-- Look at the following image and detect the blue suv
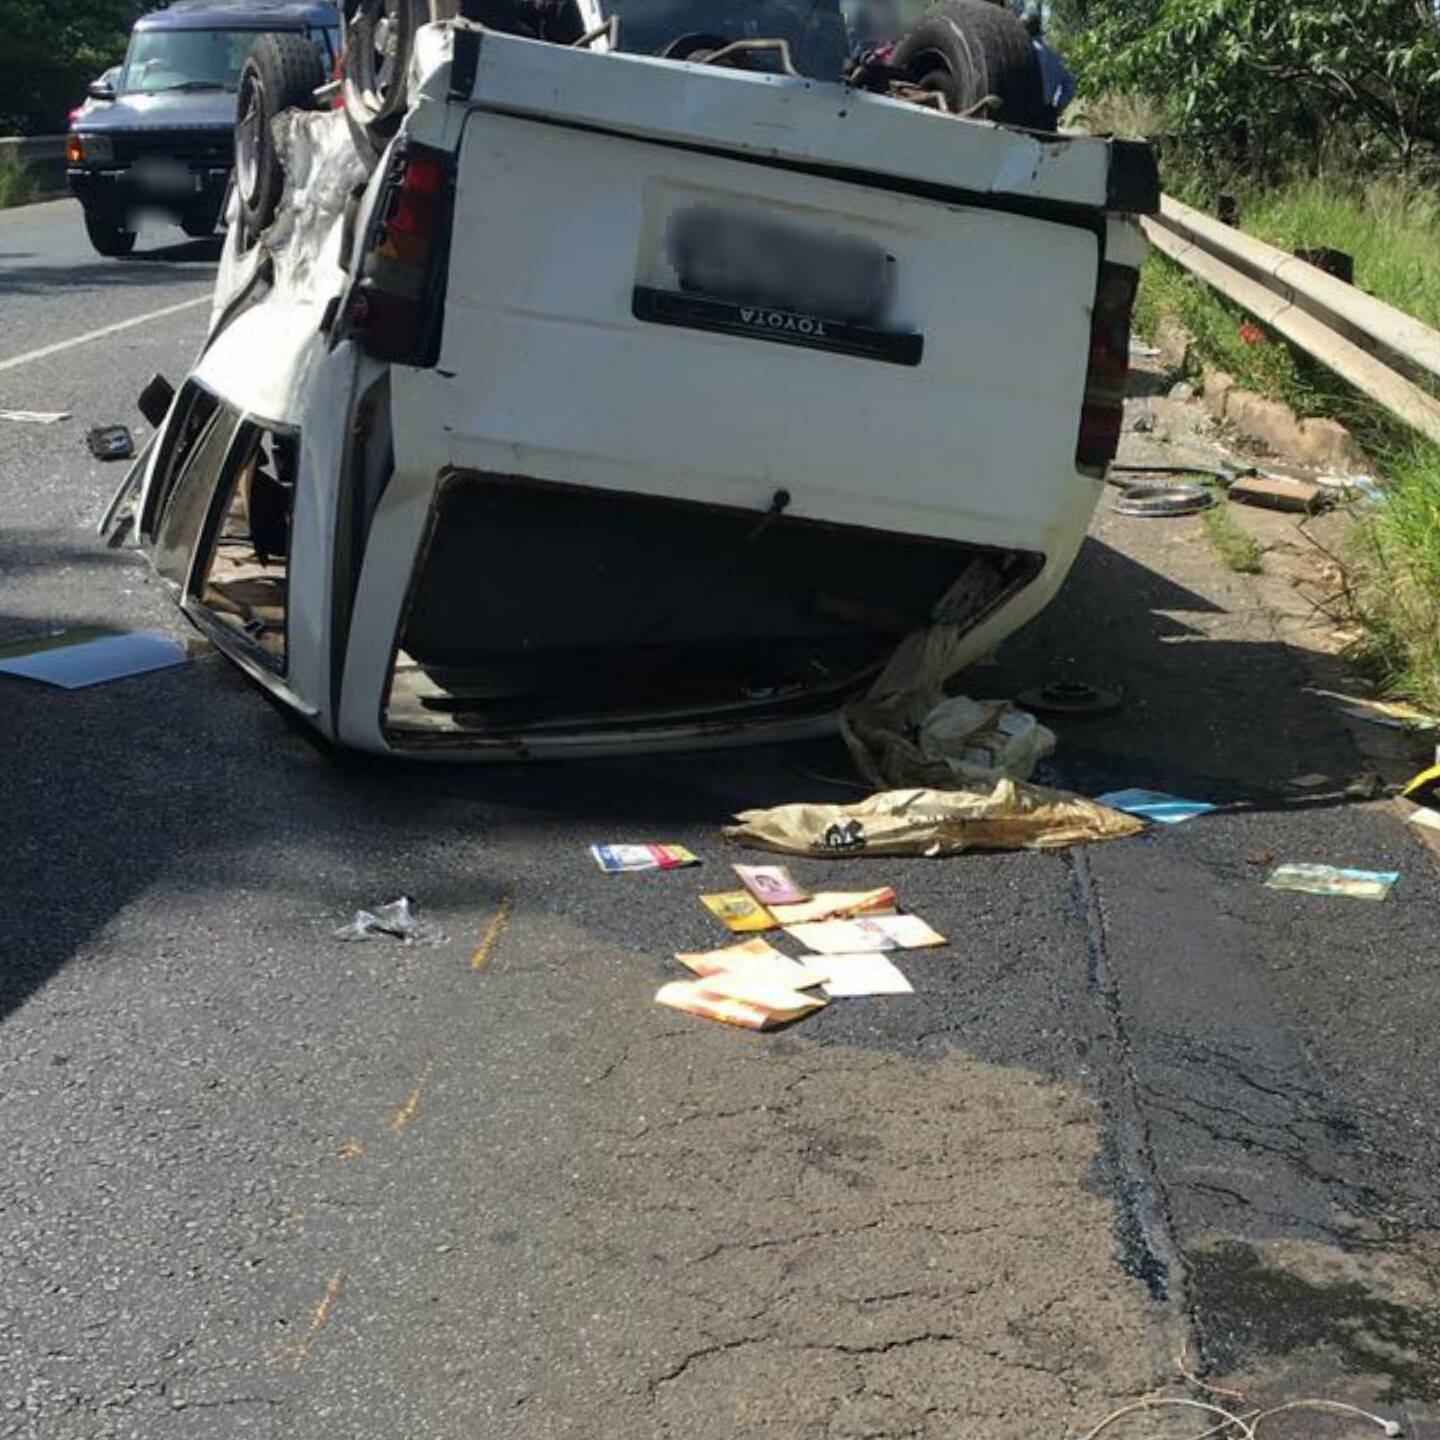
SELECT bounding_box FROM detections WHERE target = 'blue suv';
[66,0,340,257]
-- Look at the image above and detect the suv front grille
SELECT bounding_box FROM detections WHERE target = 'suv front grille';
[109,128,233,167]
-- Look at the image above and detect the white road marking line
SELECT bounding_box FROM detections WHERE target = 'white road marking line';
[0,295,209,375]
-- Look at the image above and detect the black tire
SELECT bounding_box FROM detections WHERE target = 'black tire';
[235,32,326,236]
[83,206,136,258]
[342,0,425,164]
[891,0,1046,130]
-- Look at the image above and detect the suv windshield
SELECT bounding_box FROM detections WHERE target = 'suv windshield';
[604,0,853,79]
[120,27,330,94]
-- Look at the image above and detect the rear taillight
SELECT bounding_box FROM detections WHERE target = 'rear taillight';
[65,133,83,165]
[342,141,455,367]
[1075,262,1138,476]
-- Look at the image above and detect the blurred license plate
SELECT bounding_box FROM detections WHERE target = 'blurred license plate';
[642,204,921,366]
[134,158,198,195]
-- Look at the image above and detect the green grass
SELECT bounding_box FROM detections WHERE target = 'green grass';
[0,155,35,209]
[1202,498,1265,574]
[1133,173,1440,708]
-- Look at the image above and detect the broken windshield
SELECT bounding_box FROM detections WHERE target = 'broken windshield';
[603,0,853,79]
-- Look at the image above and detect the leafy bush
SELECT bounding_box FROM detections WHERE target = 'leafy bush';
[0,155,35,208]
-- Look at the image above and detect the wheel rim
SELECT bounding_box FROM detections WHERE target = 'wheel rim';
[349,0,407,116]
[235,72,262,205]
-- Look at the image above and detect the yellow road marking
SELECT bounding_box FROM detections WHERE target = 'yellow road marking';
[469,895,513,971]
[293,1270,345,1368]
[389,1060,434,1133]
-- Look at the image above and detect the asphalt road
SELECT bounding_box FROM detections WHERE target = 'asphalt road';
[3,197,1440,1440]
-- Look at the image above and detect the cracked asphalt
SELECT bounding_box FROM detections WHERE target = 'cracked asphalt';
[4,198,1440,1440]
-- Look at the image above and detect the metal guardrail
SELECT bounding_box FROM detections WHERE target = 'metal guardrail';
[0,135,66,165]
[1143,195,1440,448]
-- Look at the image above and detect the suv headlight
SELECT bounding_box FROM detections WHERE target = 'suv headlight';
[67,133,113,165]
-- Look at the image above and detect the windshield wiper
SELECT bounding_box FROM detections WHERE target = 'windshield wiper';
[154,80,231,92]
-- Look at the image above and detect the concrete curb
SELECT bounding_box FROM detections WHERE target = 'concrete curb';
[1203,367,1367,471]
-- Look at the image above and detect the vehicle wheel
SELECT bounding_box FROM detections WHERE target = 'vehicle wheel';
[890,0,1046,129]
[83,207,137,258]
[235,32,326,237]
[342,0,425,163]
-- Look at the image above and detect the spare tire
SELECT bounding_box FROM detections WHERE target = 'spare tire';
[235,33,326,237]
[890,0,1046,130]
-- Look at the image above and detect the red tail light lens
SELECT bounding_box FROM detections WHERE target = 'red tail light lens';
[343,142,455,367]
[1075,262,1138,476]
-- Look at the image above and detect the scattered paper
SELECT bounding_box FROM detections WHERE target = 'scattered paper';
[733,863,810,905]
[590,844,699,873]
[700,890,776,933]
[0,409,71,424]
[783,914,946,954]
[0,628,188,690]
[1094,788,1217,825]
[674,938,825,988]
[768,888,898,925]
[1265,863,1398,901]
[655,977,825,1030]
[811,953,914,998]
[1406,806,1440,833]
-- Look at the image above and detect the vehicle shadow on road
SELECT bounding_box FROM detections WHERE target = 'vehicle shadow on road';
[0,242,221,297]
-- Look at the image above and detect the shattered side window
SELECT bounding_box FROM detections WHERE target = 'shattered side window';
[193,424,296,672]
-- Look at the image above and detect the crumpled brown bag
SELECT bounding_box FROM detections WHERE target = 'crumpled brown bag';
[724,781,1145,858]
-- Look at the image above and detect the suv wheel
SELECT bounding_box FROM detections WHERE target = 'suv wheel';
[83,206,137,258]
[341,0,425,163]
[235,32,326,237]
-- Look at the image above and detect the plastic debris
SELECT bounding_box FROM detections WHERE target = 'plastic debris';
[811,953,914,998]
[1402,763,1440,805]
[700,890,776,932]
[1265,864,1398,901]
[590,843,700,873]
[1312,691,1440,732]
[674,938,826,988]
[732,863,808,905]
[845,690,1055,791]
[333,896,436,942]
[87,424,134,460]
[783,914,946,954]
[0,628,188,690]
[1112,481,1215,516]
[767,888,897,925]
[725,781,1145,857]
[0,409,71,424]
[1406,806,1440,834]
[1094,788,1217,825]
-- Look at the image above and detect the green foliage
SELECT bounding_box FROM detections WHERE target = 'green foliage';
[1203,498,1265,573]
[1064,0,1440,176]
[0,0,146,136]
[0,155,36,207]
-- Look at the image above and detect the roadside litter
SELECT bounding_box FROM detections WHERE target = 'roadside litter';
[1017,681,1122,716]
[726,781,1144,858]
[655,974,826,1030]
[1401,762,1440,807]
[1406,805,1440,833]
[674,938,825,988]
[0,409,71,424]
[1265,863,1398,901]
[334,896,437,942]
[733,863,807,905]
[590,844,699,873]
[1312,690,1440,733]
[1095,788,1217,824]
[700,890,777,932]
[767,888,897,924]
[814,953,914,997]
[1227,474,1321,513]
[86,424,134,460]
[1112,481,1216,517]
[0,628,188,690]
[783,914,946,953]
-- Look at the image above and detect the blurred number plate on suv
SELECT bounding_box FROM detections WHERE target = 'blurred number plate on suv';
[634,204,922,366]
[134,158,199,196]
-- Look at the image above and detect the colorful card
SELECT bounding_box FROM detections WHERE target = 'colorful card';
[784,914,946,954]
[654,978,825,1030]
[674,938,825,988]
[767,888,897,925]
[590,843,700,873]
[700,890,777,933]
[1265,863,1398,901]
[733,864,810,905]
[1095,789,1216,825]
